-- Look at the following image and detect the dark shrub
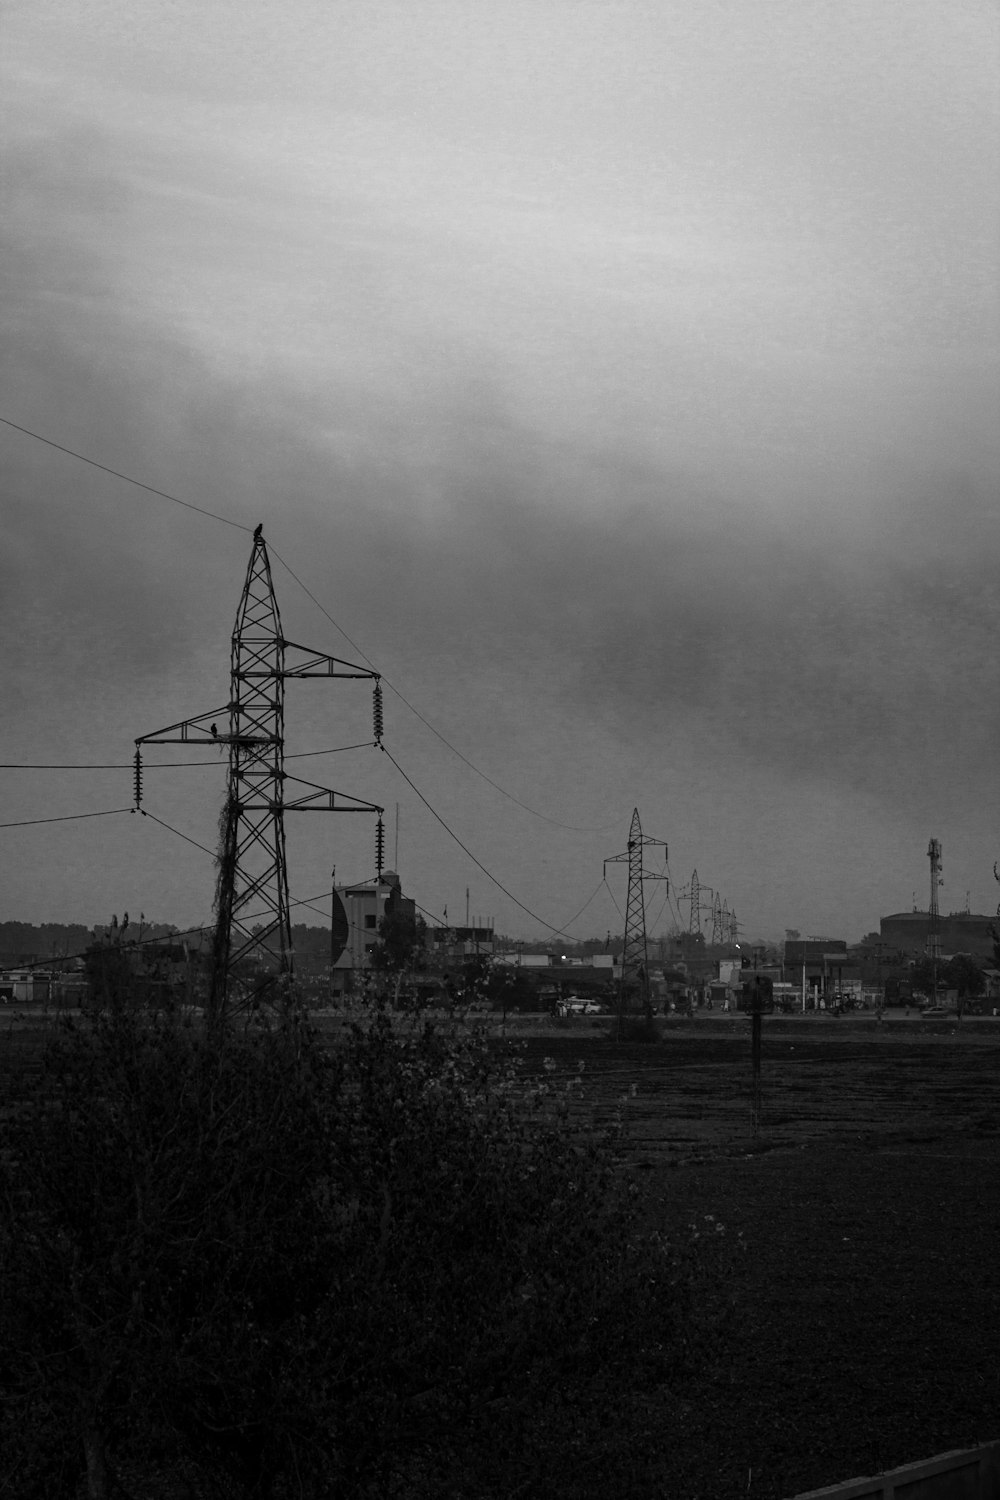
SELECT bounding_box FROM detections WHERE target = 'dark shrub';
[0,1000,734,1497]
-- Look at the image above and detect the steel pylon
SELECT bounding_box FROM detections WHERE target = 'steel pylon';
[604,808,668,1029]
[135,527,384,1022]
[688,869,701,934]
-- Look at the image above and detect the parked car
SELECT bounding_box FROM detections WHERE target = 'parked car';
[558,996,604,1015]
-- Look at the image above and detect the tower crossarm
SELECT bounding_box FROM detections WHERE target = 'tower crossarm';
[278,642,380,680]
[281,775,383,815]
[135,708,240,746]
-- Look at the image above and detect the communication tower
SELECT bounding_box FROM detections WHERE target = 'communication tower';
[604,808,668,1027]
[134,527,383,1022]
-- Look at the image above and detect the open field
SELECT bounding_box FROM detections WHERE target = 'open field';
[509,1019,1000,1161]
[508,1024,1000,1498]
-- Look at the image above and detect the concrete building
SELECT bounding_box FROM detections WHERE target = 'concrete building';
[330,871,416,995]
[429,925,496,962]
[0,969,54,1003]
[329,873,496,999]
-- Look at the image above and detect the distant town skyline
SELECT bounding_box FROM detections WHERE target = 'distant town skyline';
[2,2,998,943]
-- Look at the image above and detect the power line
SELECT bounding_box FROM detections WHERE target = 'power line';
[380,746,589,942]
[3,414,611,835]
[0,763,159,771]
[0,807,134,829]
[270,545,615,834]
[556,878,608,935]
[0,743,377,770]
[287,741,377,760]
[0,415,252,534]
[603,878,624,923]
[137,809,217,860]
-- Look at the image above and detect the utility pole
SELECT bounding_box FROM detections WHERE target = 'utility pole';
[604,808,668,1036]
[134,527,384,1025]
[750,947,763,1139]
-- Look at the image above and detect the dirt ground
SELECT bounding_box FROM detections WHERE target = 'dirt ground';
[515,1022,1000,1498]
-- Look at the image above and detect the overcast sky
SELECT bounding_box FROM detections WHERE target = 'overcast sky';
[2,0,998,945]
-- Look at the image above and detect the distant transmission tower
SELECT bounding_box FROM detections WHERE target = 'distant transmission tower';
[710,892,724,945]
[927,837,943,1004]
[927,838,942,953]
[604,808,668,1029]
[688,869,701,934]
[135,527,383,1022]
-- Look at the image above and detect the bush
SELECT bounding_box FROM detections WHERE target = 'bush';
[0,1000,734,1498]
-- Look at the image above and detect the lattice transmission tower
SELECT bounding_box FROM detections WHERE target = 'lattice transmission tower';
[135,527,383,1021]
[604,808,668,1028]
[688,869,701,935]
[927,838,942,958]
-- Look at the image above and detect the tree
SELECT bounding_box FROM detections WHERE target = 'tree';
[369,907,427,974]
[0,1004,332,1498]
[908,955,941,999]
[944,953,985,1008]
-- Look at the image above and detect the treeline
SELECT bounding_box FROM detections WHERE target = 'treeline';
[0,921,340,968]
[0,921,178,964]
[0,922,103,962]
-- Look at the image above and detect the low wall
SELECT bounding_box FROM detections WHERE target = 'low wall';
[790,1441,1000,1500]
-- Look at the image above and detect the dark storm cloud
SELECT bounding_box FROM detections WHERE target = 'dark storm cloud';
[2,0,997,933]
[309,417,998,824]
[4,258,995,819]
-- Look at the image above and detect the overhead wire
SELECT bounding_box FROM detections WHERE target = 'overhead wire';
[136,812,344,926]
[2,414,612,835]
[2,415,618,931]
[0,807,135,829]
[665,870,688,936]
[269,543,617,834]
[380,746,590,942]
[0,743,377,770]
[603,877,624,923]
[0,416,253,534]
[136,809,217,860]
[554,877,608,937]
